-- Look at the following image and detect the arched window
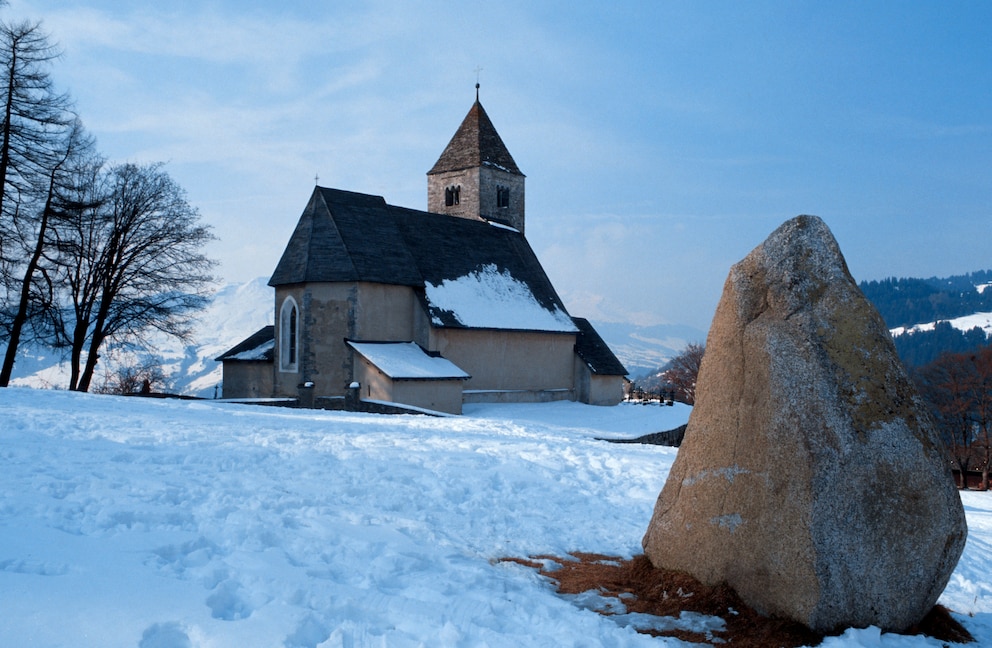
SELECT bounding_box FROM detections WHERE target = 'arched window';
[279,297,299,372]
[445,185,460,206]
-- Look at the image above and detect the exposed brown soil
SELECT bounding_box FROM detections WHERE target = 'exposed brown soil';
[501,553,974,647]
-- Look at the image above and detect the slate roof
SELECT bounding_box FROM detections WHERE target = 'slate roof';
[270,186,572,333]
[427,100,523,176]
[572,317,628,376]
[215,325,275,362]
[268,189,421,287]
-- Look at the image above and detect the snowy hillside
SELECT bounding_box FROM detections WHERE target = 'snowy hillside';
[8,277,274,397]
[891,311,992,338]
[1,390,989,647]
[6,277,690,394]
[580,320,706,379]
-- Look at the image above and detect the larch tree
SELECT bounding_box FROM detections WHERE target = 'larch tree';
[0,118,94,385]
[0,19,73,381]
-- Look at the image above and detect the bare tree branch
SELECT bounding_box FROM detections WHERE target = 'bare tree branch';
[661,342,704,406]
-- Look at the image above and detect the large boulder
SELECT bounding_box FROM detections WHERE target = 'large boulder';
[642,215,967,633]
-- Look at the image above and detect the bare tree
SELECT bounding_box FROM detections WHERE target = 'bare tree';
[93,352,167,396]
[0,118,93,385]
[663,342,705,406]
[0,20,71,288]
[51,162,215,392]
[915,350,987,489]
[968,348,992,489]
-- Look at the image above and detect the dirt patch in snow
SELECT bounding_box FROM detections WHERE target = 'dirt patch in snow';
[502,553,973,647]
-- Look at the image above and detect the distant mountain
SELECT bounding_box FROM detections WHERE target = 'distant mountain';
[8,277,696,395]
[586,321,706,380]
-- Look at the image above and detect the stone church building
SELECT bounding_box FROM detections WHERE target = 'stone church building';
[217,92,627,414]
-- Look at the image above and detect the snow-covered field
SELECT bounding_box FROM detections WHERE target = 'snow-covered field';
[1,389,990,647]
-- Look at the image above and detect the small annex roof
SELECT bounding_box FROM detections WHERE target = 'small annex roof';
[270,187,575,333]
[427,99,523,176]
[347,341,470,380]
[215,325,275,362]
[572,317,628,376]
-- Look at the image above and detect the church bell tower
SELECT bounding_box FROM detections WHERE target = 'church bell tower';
[427,85,526,233]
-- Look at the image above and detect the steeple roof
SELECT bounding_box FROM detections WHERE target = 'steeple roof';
[428,99,523,176]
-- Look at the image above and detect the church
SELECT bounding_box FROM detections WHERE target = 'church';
[217,90,627,414]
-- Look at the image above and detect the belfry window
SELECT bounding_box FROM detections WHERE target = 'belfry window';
[279,296,299,372]
[445,185,460,206]
[496,186,510,208]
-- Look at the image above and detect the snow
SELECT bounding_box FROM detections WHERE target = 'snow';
[487,221,519,232]
[1,390,990,647]
[229,338,275,361]
[425,263,578,332]
[891,311,992,338]
[346,341,470,379]
[481,160,514,173]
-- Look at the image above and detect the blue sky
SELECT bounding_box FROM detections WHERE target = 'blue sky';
[5,1,991,331]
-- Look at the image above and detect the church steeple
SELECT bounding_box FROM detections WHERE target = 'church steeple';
[427,88,526,233]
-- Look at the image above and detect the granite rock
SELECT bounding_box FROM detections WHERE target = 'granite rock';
[642,215,967,633]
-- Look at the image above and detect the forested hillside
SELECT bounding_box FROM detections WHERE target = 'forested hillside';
[860,270,992,366]
[860,270,992,329]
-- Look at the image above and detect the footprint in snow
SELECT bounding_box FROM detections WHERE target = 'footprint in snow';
[206,578,270,621]
[0,558,69,576]
[138,622,192,648]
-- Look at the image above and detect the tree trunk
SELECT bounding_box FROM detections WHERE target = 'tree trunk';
[67,318,88,391]
[0,39,17,216]
[75,321,106,392]
[0,170,57,386]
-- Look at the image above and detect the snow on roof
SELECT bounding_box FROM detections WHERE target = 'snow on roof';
[347,341,470,380]
[425,264,577,333]
[487,221,519,232]
[229,339,274,361]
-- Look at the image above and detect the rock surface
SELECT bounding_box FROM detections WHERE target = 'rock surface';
[642,215,967,633]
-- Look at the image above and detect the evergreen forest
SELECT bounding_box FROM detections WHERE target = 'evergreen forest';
[861,270,992,367]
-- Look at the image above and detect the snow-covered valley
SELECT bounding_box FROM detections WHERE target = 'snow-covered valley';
[1,389,990,647]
